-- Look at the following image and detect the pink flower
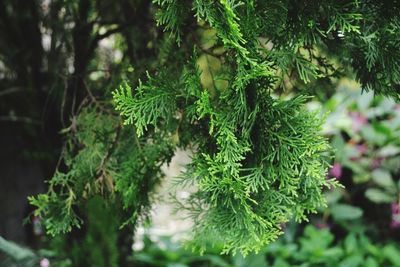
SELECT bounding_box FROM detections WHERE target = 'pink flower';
[349,112,368,132]
[390,203,400,229]
[390,219,400,229]
[315,222,329,229]
[356,143,368,155]
[329,162,342,179]
[40,258,50,267]
[371,158,382,169]
[392,203,400,215]
[350,144,368,161]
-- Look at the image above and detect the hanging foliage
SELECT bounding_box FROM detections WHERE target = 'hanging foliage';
[31,0,400,255]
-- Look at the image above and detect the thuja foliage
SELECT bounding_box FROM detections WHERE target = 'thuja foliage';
[29,106,175,234]
[31,0,400,256]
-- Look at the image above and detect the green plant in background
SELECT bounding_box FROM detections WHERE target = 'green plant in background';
[0,236,38,267]
[27,0,400,258]
[54,196,121,267]
[128,224,400,267]
[0,235,71,267]
[320,85,400,229]
[3,224,399,267]
[260,225,400,267]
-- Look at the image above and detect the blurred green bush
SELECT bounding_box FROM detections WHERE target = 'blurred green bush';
[321,85,400,235]
[128,224,400,267]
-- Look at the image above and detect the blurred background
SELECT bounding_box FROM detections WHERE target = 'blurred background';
[1,0,400,266]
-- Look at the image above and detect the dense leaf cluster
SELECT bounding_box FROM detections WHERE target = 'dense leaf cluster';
[30,106,175,235]
[32,0,400,255]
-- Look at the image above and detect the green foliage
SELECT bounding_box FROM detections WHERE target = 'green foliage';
[29,106,175,234]
[113,77,178,136]
[113,63,340,254]
[29,0,400,257]
[318,85,400,235]
[3,223,399,267]
[110,0,400,254]
[323,86,400,205]
[0,236,36,266]
[263,225,400,267]
[178,95,338,255]
[64,197,120,267]
[0,236,72,267]
[130,225,400,267]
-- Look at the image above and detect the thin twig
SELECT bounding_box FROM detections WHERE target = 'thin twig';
[0,115,42,125]
[83,80,113,114]
[0,87,23,97]
[97,124,122,176]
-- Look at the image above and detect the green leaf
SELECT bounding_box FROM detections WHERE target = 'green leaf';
[235,253,268,267]
[330,204,363,221]
[325,189,344,205]
[357,92,374,111]
[371,169,395,188]
[365,257,379,267]
[0,236,36,261]
[365,188,393,203]
[339,255,364,267]
[360,125,387,146]
[383,245,400,267]
[344,234,357,254]
[332,135,346,161]
[378,145,400,157]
